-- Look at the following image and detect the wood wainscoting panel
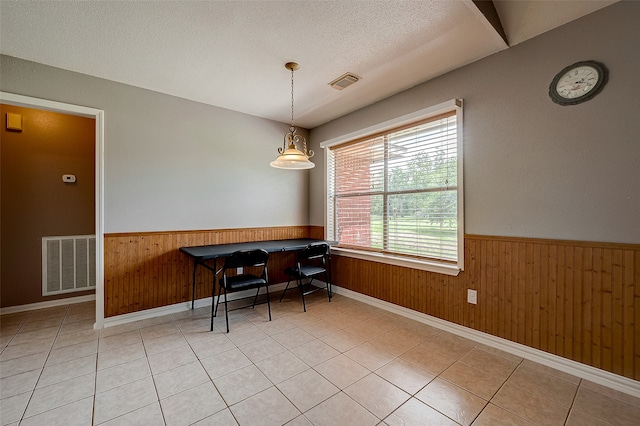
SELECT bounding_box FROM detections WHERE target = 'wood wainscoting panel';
[309,225,325,240]
[331,235,639,381]
[104,226,309,317]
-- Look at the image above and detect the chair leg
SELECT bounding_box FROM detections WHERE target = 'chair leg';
[325,271,332,301]
[306,278,316,292]
[214,284,222,317]
[298,278,307,312]
[327,257,333,301]
[214,276,218,331]
[279,278,292,302]
[265,284,272,321]
[213,285,223,331]
[251,287,260,308]
[223,289,230,333]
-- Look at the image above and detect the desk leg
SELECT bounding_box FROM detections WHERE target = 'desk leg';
[191,261,198,310]
[210,258,217,332]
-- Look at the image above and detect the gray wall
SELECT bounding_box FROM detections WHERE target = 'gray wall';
[1,56,310,234]
[310,1,639,245]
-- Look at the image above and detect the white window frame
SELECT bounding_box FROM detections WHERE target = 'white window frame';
[321,99,463,276]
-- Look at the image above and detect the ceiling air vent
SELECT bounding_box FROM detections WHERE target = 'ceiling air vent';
[328,72,361,90]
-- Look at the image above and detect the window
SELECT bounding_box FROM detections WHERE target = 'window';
[323,100,463,275]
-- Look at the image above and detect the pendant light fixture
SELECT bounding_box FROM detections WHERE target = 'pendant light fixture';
[270,62,315,170]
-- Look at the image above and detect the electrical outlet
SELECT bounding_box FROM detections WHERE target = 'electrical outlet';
[236,267,243,274]
[467,289,477,304]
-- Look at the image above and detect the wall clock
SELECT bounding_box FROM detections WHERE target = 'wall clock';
[549,60,608,106]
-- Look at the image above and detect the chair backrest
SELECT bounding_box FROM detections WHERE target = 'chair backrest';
[224,249,269,270]
[299,243,329,263]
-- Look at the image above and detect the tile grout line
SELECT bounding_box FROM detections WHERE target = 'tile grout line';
[18,305,70,424]
[4,296,638,426]
[563,378,583,426]
[184,315,237,425]
[0,311,35,424]
[144,330,168,426]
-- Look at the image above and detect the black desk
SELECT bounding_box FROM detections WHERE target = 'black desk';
[180,238,330,309]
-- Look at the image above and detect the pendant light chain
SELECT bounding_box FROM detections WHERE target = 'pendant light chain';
[290,66,295,131]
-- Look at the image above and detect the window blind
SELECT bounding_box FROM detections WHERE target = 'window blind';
[327,110,459,262]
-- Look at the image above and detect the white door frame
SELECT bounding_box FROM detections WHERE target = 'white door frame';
[1,92,105,329]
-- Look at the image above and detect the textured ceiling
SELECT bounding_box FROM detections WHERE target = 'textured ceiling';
[0,1,617,128]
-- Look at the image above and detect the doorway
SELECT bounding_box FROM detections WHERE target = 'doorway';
[0,92,105,328]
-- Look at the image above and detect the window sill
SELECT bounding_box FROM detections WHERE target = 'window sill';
[330,247,461,276]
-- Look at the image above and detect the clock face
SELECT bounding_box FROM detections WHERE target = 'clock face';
[555,66,599,99]
[549,61,608,106]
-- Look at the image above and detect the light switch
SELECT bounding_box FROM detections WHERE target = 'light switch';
[6,113,22,131]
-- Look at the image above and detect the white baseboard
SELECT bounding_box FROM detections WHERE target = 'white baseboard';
[0,294,96,316]
[331,285,640,398]
[103,282,290,328]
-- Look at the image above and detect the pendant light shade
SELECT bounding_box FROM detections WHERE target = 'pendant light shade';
[271,62,315,170]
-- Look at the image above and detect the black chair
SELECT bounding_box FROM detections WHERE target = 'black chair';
[280,243,332,312]
[212,249,271,332]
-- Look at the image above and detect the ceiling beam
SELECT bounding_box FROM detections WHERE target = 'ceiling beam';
[472,0,509,46]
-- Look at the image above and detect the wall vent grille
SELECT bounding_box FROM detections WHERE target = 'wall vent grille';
[42,235,96,296]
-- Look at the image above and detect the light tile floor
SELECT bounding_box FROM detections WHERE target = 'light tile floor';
[1,292,639,425]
